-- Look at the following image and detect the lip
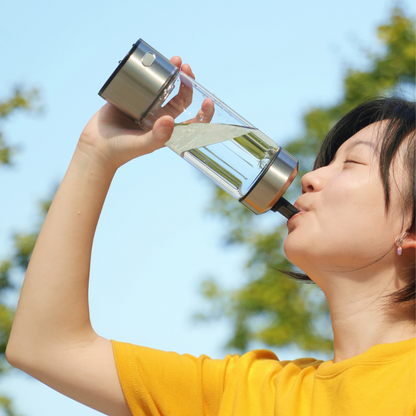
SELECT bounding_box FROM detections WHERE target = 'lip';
[294,201,308,213]
[287,203,308,225]
[287,210,304,224]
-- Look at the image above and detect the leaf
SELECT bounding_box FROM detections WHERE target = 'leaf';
[0,87,41,167]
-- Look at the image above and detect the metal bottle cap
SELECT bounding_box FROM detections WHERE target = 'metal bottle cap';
[99,39,179,123]
[240,148,299,215]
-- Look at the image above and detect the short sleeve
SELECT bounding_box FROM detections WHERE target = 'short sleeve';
[111,340,241,416]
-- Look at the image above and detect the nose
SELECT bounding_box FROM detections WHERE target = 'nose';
[301,168,327,194]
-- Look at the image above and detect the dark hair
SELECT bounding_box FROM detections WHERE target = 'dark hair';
[286,97,416,307]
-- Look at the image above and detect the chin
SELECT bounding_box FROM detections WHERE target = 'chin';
[283,235,323,276]
[283,231,307,256]
[283,236,305,268]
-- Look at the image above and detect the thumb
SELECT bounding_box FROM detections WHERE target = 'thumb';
[148,116,175,151]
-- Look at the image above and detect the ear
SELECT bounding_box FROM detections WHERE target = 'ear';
[401,231,416,251]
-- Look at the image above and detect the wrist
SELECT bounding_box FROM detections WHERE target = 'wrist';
[73,141,118,184]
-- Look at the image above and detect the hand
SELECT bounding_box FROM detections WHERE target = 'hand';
[79,57,198,170]
[145,70,215,126]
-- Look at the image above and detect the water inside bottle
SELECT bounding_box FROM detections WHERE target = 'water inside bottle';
[166,123,279,199]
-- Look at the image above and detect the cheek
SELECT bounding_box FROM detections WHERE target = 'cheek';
[322,182,389,248]
[321,172,383,226]
[284,172,393,267]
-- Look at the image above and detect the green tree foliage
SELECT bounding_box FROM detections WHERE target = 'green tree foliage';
[0,88,39,167]
[0,87,42,416]
[198,7,415,354]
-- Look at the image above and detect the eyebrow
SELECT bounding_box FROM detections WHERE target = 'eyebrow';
[344,140,378,153]
[330,140,379,164]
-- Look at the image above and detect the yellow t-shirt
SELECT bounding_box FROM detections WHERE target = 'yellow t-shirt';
[111,338,415,416]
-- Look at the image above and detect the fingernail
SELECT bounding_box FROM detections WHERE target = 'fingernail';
[161,119,173,128]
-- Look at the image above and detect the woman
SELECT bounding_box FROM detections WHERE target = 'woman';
[6,57,416,416]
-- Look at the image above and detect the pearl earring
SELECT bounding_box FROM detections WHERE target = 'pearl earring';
[397,238,403,256]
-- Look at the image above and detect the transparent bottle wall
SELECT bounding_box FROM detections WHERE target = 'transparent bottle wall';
[162,74,279,199]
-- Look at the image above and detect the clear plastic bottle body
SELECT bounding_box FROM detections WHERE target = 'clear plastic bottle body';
[147,72,280,199]
[98,39,299,217]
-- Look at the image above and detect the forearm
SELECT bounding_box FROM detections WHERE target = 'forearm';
[5,61,191,415]
[7,145,116,366]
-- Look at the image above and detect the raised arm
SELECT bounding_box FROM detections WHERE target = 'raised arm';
[6,58,193,416]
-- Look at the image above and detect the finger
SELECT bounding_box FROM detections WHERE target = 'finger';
[171,73,194,110]
[181,63,195,79]
[157,72,194,119]
[187,98,216,124]
[146,115,175,151]
[129,115,174,158]
[170,56,182,68]
[169,57,195,81]
[149,62,195,122]
[198,98,215,123]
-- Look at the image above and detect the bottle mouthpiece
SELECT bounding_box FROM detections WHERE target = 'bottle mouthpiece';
[271,197,299,219]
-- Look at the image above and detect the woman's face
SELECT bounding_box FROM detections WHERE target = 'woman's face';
[284,121,407,279]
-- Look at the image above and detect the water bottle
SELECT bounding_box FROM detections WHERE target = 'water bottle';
[99,39,299,218]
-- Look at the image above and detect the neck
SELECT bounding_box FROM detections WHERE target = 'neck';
[312,262,415,363]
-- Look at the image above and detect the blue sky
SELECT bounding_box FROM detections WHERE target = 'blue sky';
[1,1,414,415]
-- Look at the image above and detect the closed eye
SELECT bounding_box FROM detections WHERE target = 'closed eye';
[344,160,360,164]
